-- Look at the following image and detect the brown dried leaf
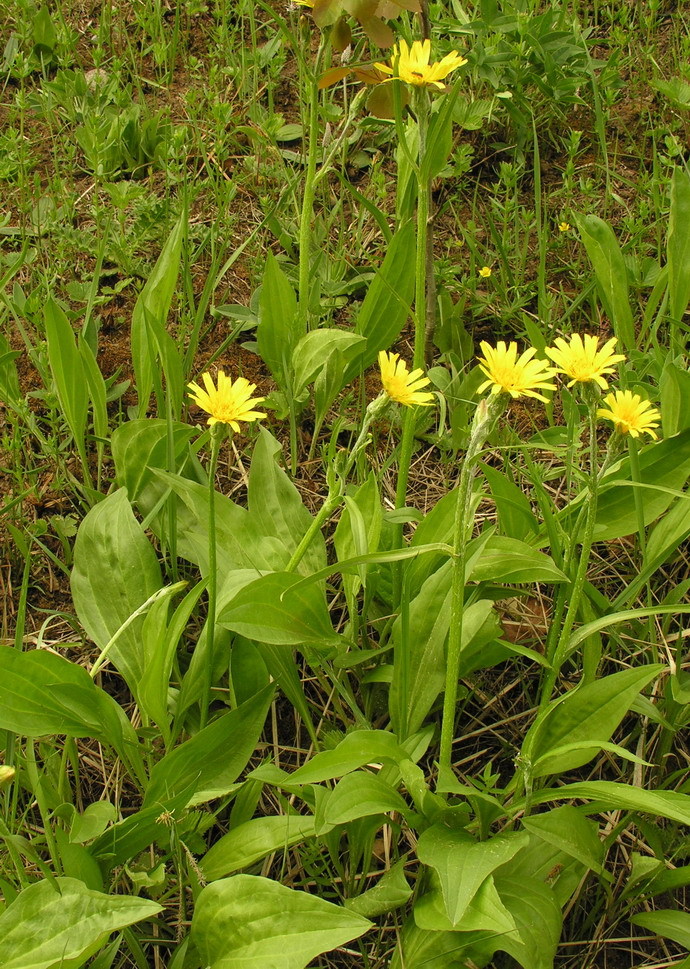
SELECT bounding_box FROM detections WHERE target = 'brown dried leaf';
[332,16,352,52]
[318,66,352,89]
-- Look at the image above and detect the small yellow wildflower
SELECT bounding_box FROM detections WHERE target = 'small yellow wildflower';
[546,333,626,390]
[187,371,266,431]
[479,266,492,278]
[558,221,571,232]
[597,390,660,439]
[477,341,557,403]
[378,350,434,407]
[374,39,467,91]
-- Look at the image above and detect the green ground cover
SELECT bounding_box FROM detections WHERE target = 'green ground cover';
[1,0,690,966]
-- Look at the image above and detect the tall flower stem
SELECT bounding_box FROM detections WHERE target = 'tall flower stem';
[200,425,224,729]
[286,396,387,574]
[298,41,324,333]
[438,395,504,791]
[539,401,600,712]
[393,89,431,599]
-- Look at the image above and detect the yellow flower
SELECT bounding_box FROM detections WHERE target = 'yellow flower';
[597,390,660,439]
[479,266,492,278]
[545,333,626,390]
[374,38,467,91]
[477,341,557,403]
[558,221,571,232]
[378,350,434,407]
[187,371,266,431]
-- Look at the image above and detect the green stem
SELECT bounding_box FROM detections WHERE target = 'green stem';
[298,43,323,332]
[539,403,600,711]
[286,399,384,573]
[392,89,430,600]
[200,426,224,728]
[438,395,504,791]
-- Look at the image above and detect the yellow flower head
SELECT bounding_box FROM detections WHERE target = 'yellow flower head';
[378,350,434,407]
[374,38,467,91]
[597,390,660,440]
[546,333,626,390]
[479,266,492,278]
[558,221,571,232]
[187,371,266,432]
[477,341,557,402]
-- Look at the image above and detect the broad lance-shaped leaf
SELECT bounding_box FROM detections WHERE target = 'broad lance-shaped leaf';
[0,877,161,969]
[530,781,690,826]
[71,488,162,693]
[191,875,371,969]
[251,729,413,787]
[44,298,88,448]
[548,427,690,543]
[524,665,663,778]
[202,814,317,882]
[218,571,340,647]
[417,826,528,927]
[0,645,137,764]
[576,213,635,352]
[131,215,183,416]
[342,221,416,385]
[144,685,274,807]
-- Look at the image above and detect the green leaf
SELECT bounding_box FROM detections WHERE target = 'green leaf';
[592,427,690,540]
[521,806,605,874]
[112,419,197,505]
[218,571,339,646]
[291,329,365,397]
[417,826,527,927]
[660,361,690,437]
[44,299,88,446]
[525,666,662,778]
[632,910,690,950]
[202,814,317,881]
[131,216,184,416]
[144,686,274,807]
[576,213,635,351]
[90,783,196,868]
[257,252,300,387]
[470,536,567,584]
[668,167,690,327]
[251,729,412,787]
[413,873,517,936]
[530,781,690,825]
[345,860,412,917]
[343,221,416,384]
[247,428,326,575]
[191,875,371,969]
[0,646,137,766]
[70,489,163,693]
[491,875,562,969]
[0,877,161,969]
[480,463,539,541]
[315,771,408,834]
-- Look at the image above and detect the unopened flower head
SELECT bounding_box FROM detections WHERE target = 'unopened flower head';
[374,39,467,91]
[187,371,266,432]
[546,333,626,390]
[477,341,557,402]
[378,350,434,407]
[597,390,660,439]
